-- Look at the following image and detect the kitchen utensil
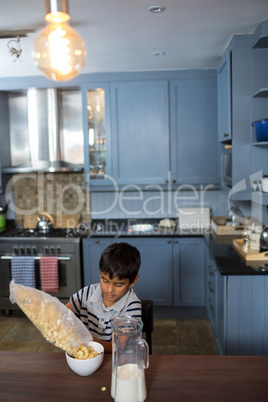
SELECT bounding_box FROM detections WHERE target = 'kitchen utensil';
[250,231,262,250]
[111,316,149,402]
[260,226,268,251]
[159,218,176,233]
[252,119,268,142]
[36,212,54,233]
[226,203,243,226]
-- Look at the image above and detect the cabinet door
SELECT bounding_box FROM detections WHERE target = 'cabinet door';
[173,238,205,306]
[206,249,216,330]
[82,238,112,285]
[217,52,232,142]
[170,79,219,185]
[82,83,112,189]
[110,81,169,185]
[118,238,173,306]
[227,276,268,356]
[214,268,226,355]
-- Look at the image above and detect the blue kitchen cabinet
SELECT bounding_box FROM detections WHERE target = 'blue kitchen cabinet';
[83,236,206,307]
[205,246,216,331]
[205,245,225,355]
[170,78,220,185]
[118,237,173,306]
[81,83,113,190]
[205,244,268,356]
[82,238,112,285]
[173,238,205,307]
[214,268,225,355]
[226,275,268,356]
[217,52,232,142]
[110,81,170,185]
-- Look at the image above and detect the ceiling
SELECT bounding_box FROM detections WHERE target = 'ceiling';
[0,0,268,79]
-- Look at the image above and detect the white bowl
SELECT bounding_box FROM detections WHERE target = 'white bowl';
[65,341,104,376]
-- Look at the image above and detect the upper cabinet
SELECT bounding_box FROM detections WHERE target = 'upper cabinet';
[82,73,220,189]
[82,83,112,189]
[217,52,232,142]
[170,78,219,185]
[110,80,170,185]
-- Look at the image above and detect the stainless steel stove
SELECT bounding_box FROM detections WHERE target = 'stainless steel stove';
[0,227,82,315]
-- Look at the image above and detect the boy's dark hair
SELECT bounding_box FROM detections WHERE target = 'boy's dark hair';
[99,242,141,283]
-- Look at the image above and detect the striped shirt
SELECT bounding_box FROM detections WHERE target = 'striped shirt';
[70,283,142,342]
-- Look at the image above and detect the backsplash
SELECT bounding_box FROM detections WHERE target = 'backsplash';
[11,173,91,226]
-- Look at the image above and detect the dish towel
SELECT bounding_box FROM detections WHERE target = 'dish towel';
[40,256,59,292]
[11,256,36,288]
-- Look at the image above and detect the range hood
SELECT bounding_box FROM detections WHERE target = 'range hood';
[2,88,84,174]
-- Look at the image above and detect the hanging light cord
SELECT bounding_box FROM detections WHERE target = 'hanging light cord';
[7,36,22,58]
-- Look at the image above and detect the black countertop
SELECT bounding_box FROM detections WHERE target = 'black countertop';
[2,219,268,275]
[205,232,268,275]
[85,219,268,276]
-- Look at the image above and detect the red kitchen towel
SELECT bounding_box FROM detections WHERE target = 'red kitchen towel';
[39,256,59,292]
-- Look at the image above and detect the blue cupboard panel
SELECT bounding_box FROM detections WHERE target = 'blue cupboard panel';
[170,79,220,184]
[119,237,173,306]
[217,53,232,142]
[82,238,112,285]
[227,276,268,356]
[110,81,169,185]
[173,238,205,306]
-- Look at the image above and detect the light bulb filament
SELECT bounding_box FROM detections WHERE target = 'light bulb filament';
[49,27,71,74]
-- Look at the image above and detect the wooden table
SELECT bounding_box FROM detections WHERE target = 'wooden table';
[0,352,268,401]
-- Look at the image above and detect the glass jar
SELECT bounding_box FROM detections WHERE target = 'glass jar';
[111,316,149,402]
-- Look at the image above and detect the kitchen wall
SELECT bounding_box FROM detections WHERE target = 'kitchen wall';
[2,172,254,224]
[90,189,229,220]
[5,173,91,226]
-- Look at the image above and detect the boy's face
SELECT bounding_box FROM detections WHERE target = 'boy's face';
[100,272,139,307]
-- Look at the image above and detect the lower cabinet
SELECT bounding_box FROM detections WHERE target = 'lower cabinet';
[119,238,173,306]
[205,244,268,356]
[173,238,205,307]
[83,238,112,285]
[83,237,205,307]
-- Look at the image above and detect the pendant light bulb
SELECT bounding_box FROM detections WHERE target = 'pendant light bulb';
[33,0,87,81]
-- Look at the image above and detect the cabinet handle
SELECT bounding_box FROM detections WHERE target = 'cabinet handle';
[223,133,229,138]
[95,240,99,244]
[174,240,178,244]
[167,240,171,244]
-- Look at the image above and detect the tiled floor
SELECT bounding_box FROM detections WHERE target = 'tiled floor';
[0,311,218,355]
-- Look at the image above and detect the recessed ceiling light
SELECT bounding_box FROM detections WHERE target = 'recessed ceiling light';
[154,51,166,56]
[148,6,166,13]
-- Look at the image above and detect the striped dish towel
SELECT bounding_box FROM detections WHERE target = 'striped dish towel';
[11,256,36,288]
[40,256,59,292]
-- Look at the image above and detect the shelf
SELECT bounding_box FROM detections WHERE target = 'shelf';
[251,191,268,205]
[253,36,268,49]
[253,88,268,97]
[230,190,252,201]
[252,141,268,147]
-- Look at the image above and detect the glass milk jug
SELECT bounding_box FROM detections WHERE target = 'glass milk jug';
[111,316,149,402]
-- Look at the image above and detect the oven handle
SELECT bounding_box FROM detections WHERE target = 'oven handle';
[1,256,71,261]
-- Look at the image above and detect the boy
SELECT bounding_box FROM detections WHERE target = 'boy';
[66,242,142,353]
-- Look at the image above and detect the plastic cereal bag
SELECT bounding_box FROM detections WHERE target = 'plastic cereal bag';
[9,280,93,357]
